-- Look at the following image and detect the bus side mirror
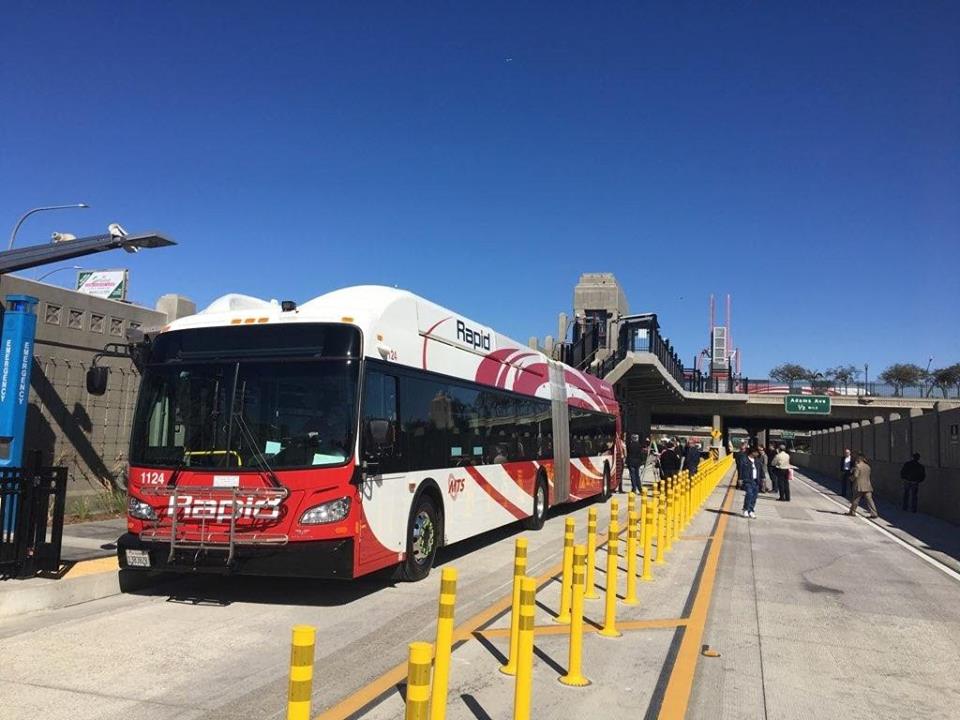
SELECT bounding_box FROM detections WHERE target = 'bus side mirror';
[86,366,109,395]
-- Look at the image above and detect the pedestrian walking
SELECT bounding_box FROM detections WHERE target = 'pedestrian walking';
[847,453,879,518]
[741,448,765,518]
[625,433,645,493]
[771,444,792,501]
[839,448,854,498]
[899,453,925,513]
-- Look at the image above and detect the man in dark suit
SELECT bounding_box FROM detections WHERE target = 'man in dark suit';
[683,439,702,476]
[658,441,681,480]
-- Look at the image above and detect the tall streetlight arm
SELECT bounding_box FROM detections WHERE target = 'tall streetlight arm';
[9,203,89,250]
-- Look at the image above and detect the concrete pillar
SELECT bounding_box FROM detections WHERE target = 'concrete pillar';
[623,403,651,440]
[711,414,727,456]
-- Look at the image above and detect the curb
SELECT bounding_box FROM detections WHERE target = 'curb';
[0,558,166,620]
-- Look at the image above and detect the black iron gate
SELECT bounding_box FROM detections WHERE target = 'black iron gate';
[0,467,67,578]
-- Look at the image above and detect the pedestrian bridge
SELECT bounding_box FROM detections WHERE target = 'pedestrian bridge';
[563,313,955,439]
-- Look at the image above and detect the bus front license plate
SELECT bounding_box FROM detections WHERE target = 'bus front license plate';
[125,550,151,568]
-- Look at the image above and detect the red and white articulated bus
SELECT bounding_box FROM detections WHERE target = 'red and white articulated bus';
[114,286,621,581]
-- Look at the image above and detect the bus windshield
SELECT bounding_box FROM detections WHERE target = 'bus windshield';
[129,324,361,470]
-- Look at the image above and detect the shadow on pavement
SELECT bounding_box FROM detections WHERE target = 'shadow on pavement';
[460,693,494,720]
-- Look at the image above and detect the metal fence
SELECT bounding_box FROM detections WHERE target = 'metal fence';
[0,466,67,578]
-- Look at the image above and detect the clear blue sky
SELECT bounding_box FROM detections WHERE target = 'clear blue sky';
[2,2,957,378]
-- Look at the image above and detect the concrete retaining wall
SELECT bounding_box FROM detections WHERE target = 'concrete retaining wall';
[797,403,960,525]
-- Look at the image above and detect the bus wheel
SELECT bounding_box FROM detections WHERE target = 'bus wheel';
[400,496,439,582]
[601,463,612,501]
[523,474,548,530]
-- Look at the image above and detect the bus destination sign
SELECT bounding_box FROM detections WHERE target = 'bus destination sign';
[784,394,831,415]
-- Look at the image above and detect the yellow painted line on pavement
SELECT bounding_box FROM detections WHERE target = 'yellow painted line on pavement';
[61,556,119,579]
[657,479,735,720]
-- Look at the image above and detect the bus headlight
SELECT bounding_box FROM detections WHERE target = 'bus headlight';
[128,497,157,521]
[300,497,351,525]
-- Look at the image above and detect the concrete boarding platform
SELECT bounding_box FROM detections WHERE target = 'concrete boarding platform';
[688,469,960,720]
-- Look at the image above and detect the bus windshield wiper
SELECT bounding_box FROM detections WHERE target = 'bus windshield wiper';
[228,379,283,489]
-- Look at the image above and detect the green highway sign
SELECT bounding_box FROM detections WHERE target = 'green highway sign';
[784,394,831,415]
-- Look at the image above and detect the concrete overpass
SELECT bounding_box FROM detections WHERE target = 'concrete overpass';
[604,351,956,442]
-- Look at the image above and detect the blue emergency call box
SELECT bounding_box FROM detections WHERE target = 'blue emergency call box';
[0,295,39,469]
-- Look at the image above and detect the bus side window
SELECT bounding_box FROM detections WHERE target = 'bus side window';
[363,371,399,471]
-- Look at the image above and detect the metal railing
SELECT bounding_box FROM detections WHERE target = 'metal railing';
[1,466,67,578]
[556,315,955,400]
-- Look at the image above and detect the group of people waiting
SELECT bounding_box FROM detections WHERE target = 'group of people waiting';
[734,443,793,518]
[622,435,704,493]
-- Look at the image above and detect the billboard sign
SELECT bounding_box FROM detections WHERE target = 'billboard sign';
[76,270,127,301]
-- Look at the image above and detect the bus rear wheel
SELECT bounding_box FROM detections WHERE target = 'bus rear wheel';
[523,474,548,530]
[399,496,439,582]
[601,463,612,501]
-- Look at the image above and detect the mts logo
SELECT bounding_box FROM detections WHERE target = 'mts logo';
[456,320,491,351]
[447,475,465,500]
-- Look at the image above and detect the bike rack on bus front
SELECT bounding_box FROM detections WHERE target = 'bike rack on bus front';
[140,485,289,567]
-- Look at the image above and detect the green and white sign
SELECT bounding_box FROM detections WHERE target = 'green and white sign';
[76,270,127,300]
[784,394,831,415]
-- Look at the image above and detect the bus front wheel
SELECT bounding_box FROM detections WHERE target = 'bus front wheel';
[399,495,439,582]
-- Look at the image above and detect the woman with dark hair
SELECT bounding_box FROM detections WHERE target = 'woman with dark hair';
[847,453,879,519]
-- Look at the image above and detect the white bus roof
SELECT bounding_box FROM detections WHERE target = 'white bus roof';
[162,285,617,411]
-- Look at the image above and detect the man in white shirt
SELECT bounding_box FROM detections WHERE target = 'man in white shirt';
[839,448,854,498]
[771,445,792,501]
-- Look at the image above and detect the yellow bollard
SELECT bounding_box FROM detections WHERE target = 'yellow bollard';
[599,519,622,637]
[556,518,575,624]
[667,480,675,540]
[287,625,316,720]
[500,538,528,675]
[627,491,636,517]
[559,545,590,686]
[655,486,666,564]
[513,576,536,720]
[405,642,432,720]
[430,567,457,720]
[624,510,639,605]
[585,507,599,600]
[642,498,654,581]
[637,490,647,552]
[610,497,620,527]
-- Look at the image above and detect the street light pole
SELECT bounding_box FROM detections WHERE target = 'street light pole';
[36,265,84,282]
[9,203,89,250]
